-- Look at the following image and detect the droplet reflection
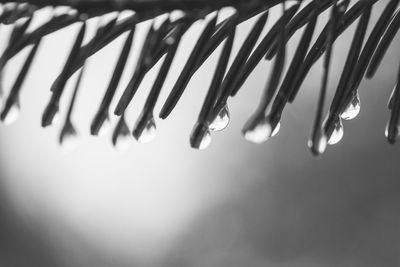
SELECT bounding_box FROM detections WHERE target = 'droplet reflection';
[385,121,399,144]
[341,92,360,120]
[243,116,280,144]
[196,130,211,150]
[113,118,132,151]
[114,133,131,151]
[328,119,344,145]
[209,105,230,131]
[135,117,157,144]
[190,122,212,150]
[307,133,328,156]
[98,118,111,137]
[2,103,20,125]
[60,123,79,153]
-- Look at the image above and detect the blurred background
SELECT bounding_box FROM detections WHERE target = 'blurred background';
[0,1,399,266]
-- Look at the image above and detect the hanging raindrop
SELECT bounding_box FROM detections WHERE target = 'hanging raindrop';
[384,122,389,138]
[1,101,20,125]
[271,121,281,137]
[209,105,230,131]
[190,122,212,150]
[242,115,280,144]
[341,92,361,120]
[114,132,131,151]
[328,119,344,145]
[133,115,157,143]
[307,133,328,156]
[98,117,111,137]
[59,122,78,153]
[53,111,61,125]
[112,116,132,151]
[197,130,211,150]
[384,121,400,144]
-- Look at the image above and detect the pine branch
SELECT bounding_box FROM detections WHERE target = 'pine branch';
[0,0,398,155]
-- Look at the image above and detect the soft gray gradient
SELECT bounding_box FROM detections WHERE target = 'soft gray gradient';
[0,2,399,267]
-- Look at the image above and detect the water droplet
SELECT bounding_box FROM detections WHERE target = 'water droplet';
[385,124,388,138]
[2,103,20,125]
[210,105,230,131]
[242,116,280,144]
[384,121,399,144]
[328,119,344,145]
[113,119,132,151]
[52,112,60,125]
[135,117,157,144]
[190,122,212,150]
[60,124,79,153]
[197,130,211,150]
[271,121,281,137]
[341,93,360,120]
[307,133,328,156]
[98,118,111,137]
[114,133,132,151]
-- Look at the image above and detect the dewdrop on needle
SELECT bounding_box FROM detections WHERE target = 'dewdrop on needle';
[1,102,20,125]
[307,132,328,156]
[112,116,132,151]
[196,130,211,150]
[328,119,344,145]
[243,116,280,144]
[114,132,132,151]
[60,132,79,153]
[97,118,111,137]
[209,105,230,131]
[134,116,157,144]
[384,121,400,144]
[59,123,79,153]
[341,92,361,120]
[190,122,212,150]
